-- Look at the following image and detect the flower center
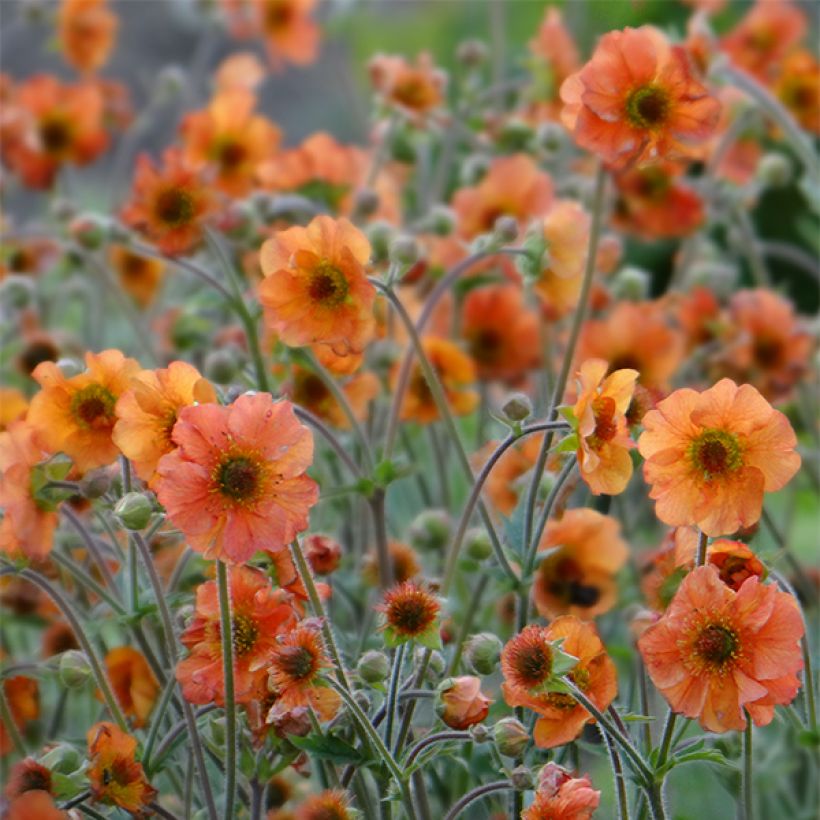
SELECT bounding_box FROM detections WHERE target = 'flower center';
[215,139,247,171]
[120,252,150,280]
[544,555,601,608]
[308,261,349,307]
[264,0,294,30]
[589,395,618,448]
[469,328,502,364]
[155,188,195,227]
[232,613,259,657]
[752,337,782,368]
[214,455,262,503]
[695,624,739,667]
[688,429,743,480]
[387,596,433,635]
[512,642,553,689]
[625,84,670,129]
[70,384,117,429]
[635,166,672,200]
[38,116,73,155]
[276,645,316,681]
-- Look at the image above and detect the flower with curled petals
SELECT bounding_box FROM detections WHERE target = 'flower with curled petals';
[523,762,600,820]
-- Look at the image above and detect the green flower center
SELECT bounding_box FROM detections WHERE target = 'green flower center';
[70,384,116,429]
[309,261,349,307]
[688,429,743,480]
[625,84,670,129]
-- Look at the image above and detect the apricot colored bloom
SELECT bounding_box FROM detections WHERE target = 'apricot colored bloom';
[532,200,591,319]
[4,757,53,799]
[109,245,165,309]
[378,581,441,648]
[27,349,140,473]
[180,89,281,197]
[121,148,216,256]
[256,0,320,67]
[674,285,722,351]
[461,284,540,382]
[523,763,600,820]
[437,676,492,730]
[259,215,376,356]
[708,540,766,592]
[640,565,803,732]
[560,26,720,169]
[452,154,553,239]
[113,361,216,485]
[639,379,801,536]
[86,722,156,813]
[502,617,617,749]
[776,50,820,135]
[178,565,298,705]
[0,675,38,756]
[57,0,118,75]
[267,621,341,721]
[5,791,67,820]
[393,337,478,424]
[155,393,318,563]
[288,366,379,430]
[100,647,159,729]
[571,358,638,496]
[214,52,267,93]
[294,789,353,820]
[527,7,580,120]
[363,541,421,587]
[533,508,629,620]
[369,52,446,118]
[472,434,543,516]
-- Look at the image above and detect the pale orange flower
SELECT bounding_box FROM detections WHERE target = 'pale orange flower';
[437,676,492,730]
[109,245,165,309]
[214,52,267,93]
[113,361,216,485]
[639,379,801,536]
[99,647,159,729]
[523,763,600,820]
[27,349,141,473]
[369,52,446,118]
[560,26,720,168]
[254,0,320,67]
[0,389,27,432]
[57,0,118,75]
[639,565,804,732]
[0,675,38,757]
[527,7,580,120]
[776,50,820,135]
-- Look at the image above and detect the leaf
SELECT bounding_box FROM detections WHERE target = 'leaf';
[288,733,365,765]
[622,713,656,723]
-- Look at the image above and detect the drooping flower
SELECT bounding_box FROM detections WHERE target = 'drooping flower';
[100,647,159,729]
[560,26,721,168]
[533,508,629,620]
[113,361,216,485]
[639,565,804,732]
[303,534,342,575]
[378,581,441,648]
[639,379,801,536]
[177,565,298,705]
[369,52,446,119]
[523,763,600,820]
[27,349,141,473]
[86,722,156,813]
[155,393,318,563]
[108,245,165,309]
[259,215,376,356]
[57,0,118,75]
[570,358,638,496]
[436,676,492,730]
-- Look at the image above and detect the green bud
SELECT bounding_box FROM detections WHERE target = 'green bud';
[408,509,451,552]
[493,215,519,244]
[469,723,491,743]
[464,528,493,561]
[353,188,380,219]
[460,154,491,186]
[204,349,239,384]
[501,392,532,423]
[415,648,445,682]
[756,153,792,189]
[611,266,650,301]
[59,650,91,689]
[78,469,112,500]
[390,234,419,267]
[494,717,529,757]
[114,492,153,531]
[510,765,535,791]
[426,204,456,237]
[464,632,503,675]
[456,39,488,68]
[357,650,390,685]
[498,119,534,152]
[366,221,394,264]
[0,275,36,310]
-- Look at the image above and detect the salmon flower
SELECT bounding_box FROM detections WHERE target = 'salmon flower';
[86,722,156,813]
[639,565,804,732]
[533,508,629,620]
[113,361,217,485]
[256,0,320,67]
[437,676,492,730]
[523,763,600,820]
[155,393,319,563]
[177,565,298,705]
[100,647,160,729]
[369,52,446,119]
[180,88,281,197]
[0,389,27,432]
[109,245,166,309]
[0,675,38,756]
[57,0,118,75]
[4,791,67,820]
[527,7,580,121]
[776,50,820,135]
[121,148,216,256]
[452,154,553,239]
[259,215,376,356]
[393,337,478,423]
[639,379,801,536]
[4,757,53,799]
[288,366,379,430]
[501,618,617,749]
[570,358,638,496]
[27,350,140,473]
[560,26,720,169]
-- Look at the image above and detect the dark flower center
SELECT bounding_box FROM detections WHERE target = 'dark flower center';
[264,0,294,30]
[19,338,59,376]
[753,337,783,368]
[70,384,116,429]
[689,429,743,479]
[696,624,739,666]
[388,596,433,635]
[215,455,261,502]
[155,188,195,227]
[513,642,553,688]
[469,328,502,364]
[39,117,72,155]
[626,85,670,129]
[590,396,618,447]
[309,261,349,307]
[216,139,247,171]
[276,645,316,681]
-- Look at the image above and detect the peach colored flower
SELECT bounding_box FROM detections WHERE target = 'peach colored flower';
[437,676,492,730]
[523,763,600,820]
[57,0,118,75]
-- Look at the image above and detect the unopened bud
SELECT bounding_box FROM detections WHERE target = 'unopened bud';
[510,765,535,791]
[470,723,491,743]
[366,221,394,263]
[465,632,503,675]
[0,275,36,310]
[756,152,792,189]
[535,122,566,154]
[415,648,445,682]
[114,492,153,531]
[494,717,529,757]
[304,534,342,575]
[456,39,488,67]
[69,214,108,250]
[408,509,451,552]
[79,469,112,500]
[460,154,491,186]
[426,204,456,237]
[390,234,419,267]
[464,528,493,561]
[204,349,238,384]
[611,266,650,301]
[357,650,390,685]
[501,392,532,422]
[353,188,380,219]
[499,119,534,152]
[493,215,519,244]
[59,650,91,689]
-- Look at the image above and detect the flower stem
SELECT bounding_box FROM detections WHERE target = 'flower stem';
[216,561,237,820]
[384,642,405,751]
[657,711,677,766]
[443,780,514,820]
[695,531,708,567]
[404,731,471,768]
[743,713,754,820]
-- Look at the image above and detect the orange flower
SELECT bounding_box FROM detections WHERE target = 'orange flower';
[155,393,318,563]
[294,789,353,820]
[109,245,165,309]
[100,647,159,729]
[86,722,156,813]
[363,541,421,587]
[177,566,298,705]
[501,617,617,749]
[437,676,492,730]
[304,534,342,575]
[214,52,267,93]
[472,434,543,516]
[776,50,820,135]
[378,581,441,648]
[369,52,446,118]
[452,154,553,239]
[461,284,540,382]
[639,565,804,732]
[5,791,67,820]
[708,540,766,592]
[393,337,478,423]
[570,358,638,496]
[0,675,38,756]
[288,366,378,430]
[180,89,281,197]
[5,757,52,798]
[121,148,216,256]
[254,0,320,67]
[639,379,801,536]
[57,0,118,75]
[533,508,629,620]
[527,7,580,120]
[268,621,341,721]
[674,285,722,351]
[560,26,720,169]
[0,389,28,432]
[523,763,600,820]
[259,215,376,356]
[113,361,216,485]
[27,349,141,473]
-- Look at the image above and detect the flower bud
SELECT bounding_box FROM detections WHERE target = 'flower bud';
[268,705,311,738]
[50,197,78,223]
[357,650,390,685]
[493,717,529,757]
[501,392,532,422]
[493,215,519,244]
[114,492,153,531]
[460,154,491,186]
[464,632,503,675]
[389,234,419,267]
[611,265,651,301]
[0,275,36,310]
[415,647,445,682]
[535,122,566,154]
[78,469,112,500]
[456,39,488,67]
[59,650,91,689]
[469,723,491,743]
[499,118,534,152]
[304,534,342,575]
[366,221,394,263]
[408,509,451,552]
[510,765,535,791]
[426,204,456,237]
[684,260,737,298]
[155,65,186,101]
[204,349,239,384]
[436,676,492,729]
[68,214,109,250]
[756,152,792,189]
[464,528,493,561]
[353,187,380,219]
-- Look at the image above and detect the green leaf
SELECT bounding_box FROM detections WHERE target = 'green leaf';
[287,733,365,765]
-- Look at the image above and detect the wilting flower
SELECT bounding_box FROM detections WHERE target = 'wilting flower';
[155,393,318,563]
[708,540,766,592]
[100,647,159,729]
[369,52,446,118]
[177,565,298,705]
[378,581,441,648]
[121,147,216,255]
[27,349,140,473]
[639,565,804,732]
[523,762,600,820]
[57,0,118,75]
[437,676,492,730]
[303,534,342,575]
[113,360,216,484]
[108,245,165,309]
[259,215,376,356]
[86,722,156,813]
[533,508,629,620]
[570,358,638,496]
[560,26,720,168]
[294,789,354,820]
[639,379,801,536]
